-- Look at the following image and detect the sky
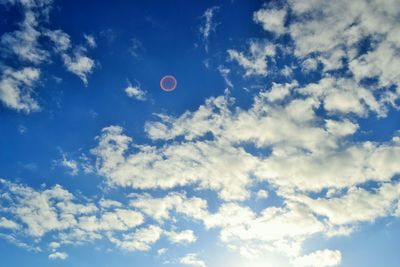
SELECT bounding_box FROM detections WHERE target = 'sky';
[0,0,400,266]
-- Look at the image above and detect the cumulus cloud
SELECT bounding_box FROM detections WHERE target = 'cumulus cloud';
[289,0,400,89]
[2,1,400,266]
[253,6,287,35]
[125,81,147,101]
[48,251,68,260]
[56,153,79,176]
[228,41,275,76]
[0,67,40,112]
[89,84,400,263]
[165,229,197,244]
[108,225,162,251]
[62,50,95,85]
[292,249,342,267]
[0,178,204,257]
[180,253,206,267]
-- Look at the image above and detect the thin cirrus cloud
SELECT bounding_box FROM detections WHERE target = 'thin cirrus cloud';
[199,6,219,52]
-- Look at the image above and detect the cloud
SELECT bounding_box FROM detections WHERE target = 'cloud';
[129,38,144,58]
[228,40,275,76]
[48,251,68,260]
[264,81,298,102]
[49,242,60,250]
[293,182,400,226]
[157,247,167,255]
[84,34,96,48]
[179,253,206,267]
[165,229,197,244]
[92,124,258,201]
[255,189,268,200]
[44,29,71,52]
[0,0,97,112]
[292,249,342,267]
[199,6,219,52]
[217,65,233,88]
[0,179,144,240]
[125,82,147,101]
[253,6,287,35]
[108,225,162,251]
[62,49,95,85]
[130,192,208,223]
[57,153,79,176]
[2,1,400,266]
[288,0,400,91]
[0,9,48,63]
[0,217,20,230]
[89,84,400,262]
[0,67,40,112]
[45,30,96,85]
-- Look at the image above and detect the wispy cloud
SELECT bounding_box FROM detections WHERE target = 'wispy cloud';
[199,6,219,52]
[124,80,147,101]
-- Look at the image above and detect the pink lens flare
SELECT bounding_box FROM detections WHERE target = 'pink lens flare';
[160,75,177,92]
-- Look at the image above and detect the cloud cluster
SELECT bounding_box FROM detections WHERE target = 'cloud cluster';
[0,0,96,112]
[88,87,400,264]
[0,178,198,259]
[1,1,400,266]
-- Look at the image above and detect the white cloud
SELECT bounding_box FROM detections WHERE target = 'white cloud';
[48,251,68,260]
[165,229,197,244]
[0,0,97,112]
[301,58,319,73]
[99,199,122,209]
[199,6,219,52]
[49,242,60,250]
[2,1,400,266]
[108,225,162,251]
[130,192,208,223]
[179,253,206,267]
[62,50,95,85]
[300,77,383,116]
[89,85,400,263]
[0,217,20,230]
[0,67,40,112]
[0,178,146,246]
[253,7,287,35]
[264,81,298,102]
[125,82,147,101]
[84,34,96,48]
[288,0,400,91]
[45,29,71,52]
[0,10,48,63]
[293,182,400,226]
[228,41,275,76]
[92,123,258,201]
[292,249,341,267]
[256,190,268,200]
[157,248,167,256]
[57,153,79,176]
[218,65,233,88]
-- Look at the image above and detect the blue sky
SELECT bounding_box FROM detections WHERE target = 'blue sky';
[1,0,400,266]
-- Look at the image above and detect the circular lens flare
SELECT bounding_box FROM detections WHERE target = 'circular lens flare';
[160,75,177,92]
